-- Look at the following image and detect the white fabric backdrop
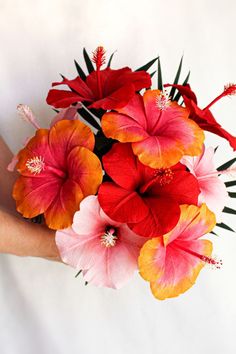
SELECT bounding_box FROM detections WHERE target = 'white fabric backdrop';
[1,1,236,353]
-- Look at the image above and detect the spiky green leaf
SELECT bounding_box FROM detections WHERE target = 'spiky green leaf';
[107,51,116,68]
[228,192,236,198]
[78,108,101,130]
[216,222,235,232]
[217,157,236,171]
[150,70,156,78]
[169,56,183,100]
[74,60,86,81]
[157,57,163,90]
[225,180,236,188]
[223,206,236,215]
[75,270,82,278]
[173,70,190,102]
[83,48,94,73]
[136,57,159,72]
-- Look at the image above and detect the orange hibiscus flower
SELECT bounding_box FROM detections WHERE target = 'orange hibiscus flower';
[13,120,103,230]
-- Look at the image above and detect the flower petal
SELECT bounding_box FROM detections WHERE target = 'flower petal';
[67,146,103,197]
[102,143,151,190]
[13,175,61,218]
[46,89,90,108]
[83,243,139,289]
[72,196,107,235]
[139,204,216,300]
[149,239,212,300]
[128,196,180,237]
[163,204,216,245]
[44,179,84,230]
[131,90,205,168]
[49,119,95,169]
[98,182,149,224]
[149,170,200,206]
[102,111,148,142]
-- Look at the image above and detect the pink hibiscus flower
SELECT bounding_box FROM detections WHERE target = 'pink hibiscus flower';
[181,146,229,219]
[56,196,146,289]
[139,204,218,300]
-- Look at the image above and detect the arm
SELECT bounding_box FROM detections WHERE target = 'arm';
[0,136,60,261]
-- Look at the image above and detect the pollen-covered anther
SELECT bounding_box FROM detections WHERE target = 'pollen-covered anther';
[26,156,45,175]
[224,83,236,96]
[156,90,170,110]
[201,254,223,270]
[17,104,41,129]
[92,46,106,69]
[154,168,174,186]
[101,227,118,248]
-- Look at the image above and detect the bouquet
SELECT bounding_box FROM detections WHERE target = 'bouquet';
[9,46,236,300]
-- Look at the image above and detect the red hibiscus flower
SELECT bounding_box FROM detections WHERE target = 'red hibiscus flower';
[13,120,103,230]
[165,83,236,150]
[98,143,200,238]
[46,47,151,110]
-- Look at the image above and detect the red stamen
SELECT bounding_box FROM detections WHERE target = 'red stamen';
[92,46,106,69]
[204,83,236,110]
[139,168,174,194]
[154,168,174,186]
[174,243,222,269]
[92,46,106,99]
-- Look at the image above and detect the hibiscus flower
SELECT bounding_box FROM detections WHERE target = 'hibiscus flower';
[164,83,236,150]
[101,90,204,169]
[138,204,218,300]
[13,120,103,229]
[98,143,200,238]
[46,46,151,111]
[56,196,146,289]
[181,146,229,219]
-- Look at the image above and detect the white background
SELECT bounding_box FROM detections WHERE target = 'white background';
[1,1,236,353]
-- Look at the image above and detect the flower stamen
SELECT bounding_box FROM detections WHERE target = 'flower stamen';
[92,46,106,70]
[156,91,170,110]
[154,168,174,186]
[101,227,118,248]
[26,156,45,175]
[174,243,222,270]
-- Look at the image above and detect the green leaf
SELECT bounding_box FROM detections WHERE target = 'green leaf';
[78,107,101,130]
[210,230,218,236]
[83,48,94,73]
[225,180,236,187]
[217,157,236,171]
[136,56,159,72]
[173,70,190,102]
[107,51,116,68]
[74,60,86,81]
[228,192,236,198]
[169,56,183,100]
[223,206,236,215]
[157,57,163,90]
[216,222,235,232]
[150,70,156,78]
[75,270,82,278]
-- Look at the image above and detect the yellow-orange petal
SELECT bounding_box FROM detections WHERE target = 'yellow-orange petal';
[150,240,213,300]
[101,112,148,142]
[49,119,95,168]
[67,146,103,197]
[44,180,84,230]
[138,204,216,300]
